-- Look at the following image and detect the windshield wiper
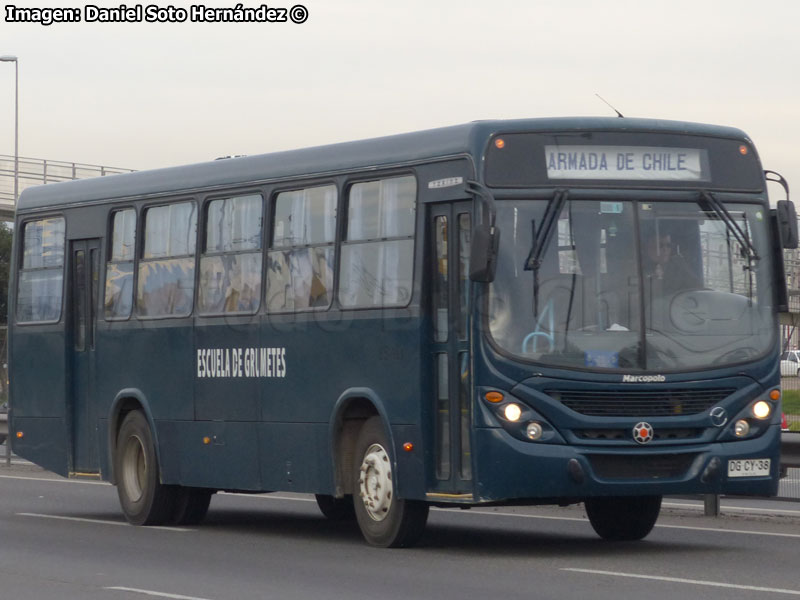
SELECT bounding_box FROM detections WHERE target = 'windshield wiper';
[700,190,759,261]
[524,189,569,271]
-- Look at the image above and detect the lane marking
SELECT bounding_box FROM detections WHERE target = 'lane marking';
[0,473,109,486]
[561,568,800,596]
[106,587,215,600]
[219,492,315,502]
[433,508,800,538]
[434,507,586,523]
[6,472,800,538]
[17,513,193,532]
[663,500,800,517]
[655,523,800,539]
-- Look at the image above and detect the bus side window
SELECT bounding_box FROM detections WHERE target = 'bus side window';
[105,208,136,320]
[338,175,416,308]
[266,184,337,312]
[198,194,263,315]
[137,202,197,318]
[17,217,66,323]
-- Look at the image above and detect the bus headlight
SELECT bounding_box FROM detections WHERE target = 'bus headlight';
[504,403,522,422]
[526,422,544,440]
[752,401,771,420]
[734,419,751,437]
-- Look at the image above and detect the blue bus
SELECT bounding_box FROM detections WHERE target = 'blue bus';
[8,117,797,546]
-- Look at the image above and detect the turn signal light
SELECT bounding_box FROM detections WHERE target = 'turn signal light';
[769,389,781,401]
[485,391,504,403]
[15,431,23,439]
[403,443,414,452]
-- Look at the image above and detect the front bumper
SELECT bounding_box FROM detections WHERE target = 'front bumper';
[472,425,780,502]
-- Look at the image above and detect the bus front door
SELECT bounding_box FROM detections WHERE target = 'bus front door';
[70,238,100,474]
[429,202,473,495]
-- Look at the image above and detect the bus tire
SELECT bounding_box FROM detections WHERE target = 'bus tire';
[115,410,176,526]
[585,495,662,541]
[352,417,429,547]
[172,487,213,525]
[315,494,355,521]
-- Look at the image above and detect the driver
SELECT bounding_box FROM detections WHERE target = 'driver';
[643,232,702,294]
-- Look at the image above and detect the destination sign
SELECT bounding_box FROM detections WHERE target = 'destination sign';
[544,145,707,181]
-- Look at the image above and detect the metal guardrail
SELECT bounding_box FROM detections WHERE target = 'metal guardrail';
[783,432,800,467]
[0,154,135,218]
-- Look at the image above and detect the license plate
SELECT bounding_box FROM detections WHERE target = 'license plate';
[727,458,771,478]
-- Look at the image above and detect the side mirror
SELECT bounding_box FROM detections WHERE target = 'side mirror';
[470,223,500,282]
[776,200,798,249]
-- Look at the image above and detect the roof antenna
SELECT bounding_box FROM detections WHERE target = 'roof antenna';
[595,94,624,118]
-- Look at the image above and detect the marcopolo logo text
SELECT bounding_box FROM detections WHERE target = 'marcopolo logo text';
[621,374,666,383]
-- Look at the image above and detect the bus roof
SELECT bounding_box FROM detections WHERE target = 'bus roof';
[16,117,751,212]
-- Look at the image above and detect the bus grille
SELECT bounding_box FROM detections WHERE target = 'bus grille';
[587,453,698,480]
[575,428,703,442]
[550,388,736,417]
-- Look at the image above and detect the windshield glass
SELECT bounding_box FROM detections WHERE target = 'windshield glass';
[488,197,775,371]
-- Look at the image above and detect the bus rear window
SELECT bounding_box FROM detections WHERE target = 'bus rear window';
[17,217,66,323]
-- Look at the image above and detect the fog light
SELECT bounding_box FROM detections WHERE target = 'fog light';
[526,422,543,440]
[752,401,771,420]
[504,403,522,422]
[734,419,750,437]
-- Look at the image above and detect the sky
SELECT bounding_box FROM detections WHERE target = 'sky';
[1,0,799,201]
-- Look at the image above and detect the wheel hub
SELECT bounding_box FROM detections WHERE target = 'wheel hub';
[358,443,393,521]
[121,434,147,503]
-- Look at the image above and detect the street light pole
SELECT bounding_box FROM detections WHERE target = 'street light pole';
[0,55,14,466]
[0,56,18,205]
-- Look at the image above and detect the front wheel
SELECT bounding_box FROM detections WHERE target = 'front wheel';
[115,410,177,526]
[585,495,662,541]
[315,494,355,521]
[352,417,428,547]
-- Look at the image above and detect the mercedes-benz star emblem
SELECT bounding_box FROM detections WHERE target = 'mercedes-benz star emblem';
[633,422,654,444]
[710,406,728,427]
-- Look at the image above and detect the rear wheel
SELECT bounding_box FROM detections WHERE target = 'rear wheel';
[352,417,428,547]
[172,488,213,525]
[115,411,177,526]
[585,495,662,541]
[315,494,355,521]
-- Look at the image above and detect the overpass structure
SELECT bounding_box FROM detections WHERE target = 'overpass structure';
[0,154,134,220]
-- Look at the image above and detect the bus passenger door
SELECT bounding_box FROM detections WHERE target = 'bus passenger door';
[70,238,100,474]
[428,202,473,495]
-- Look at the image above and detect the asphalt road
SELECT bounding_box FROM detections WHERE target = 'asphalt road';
[2,463,800,600]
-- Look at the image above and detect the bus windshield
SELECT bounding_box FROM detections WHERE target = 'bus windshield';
[488,197,776,372]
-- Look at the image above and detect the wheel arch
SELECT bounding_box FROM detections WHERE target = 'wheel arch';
[329,387,393,498]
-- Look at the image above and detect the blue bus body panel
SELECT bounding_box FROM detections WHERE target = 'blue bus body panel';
[10,328,69,476]
[8,116,779,506]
